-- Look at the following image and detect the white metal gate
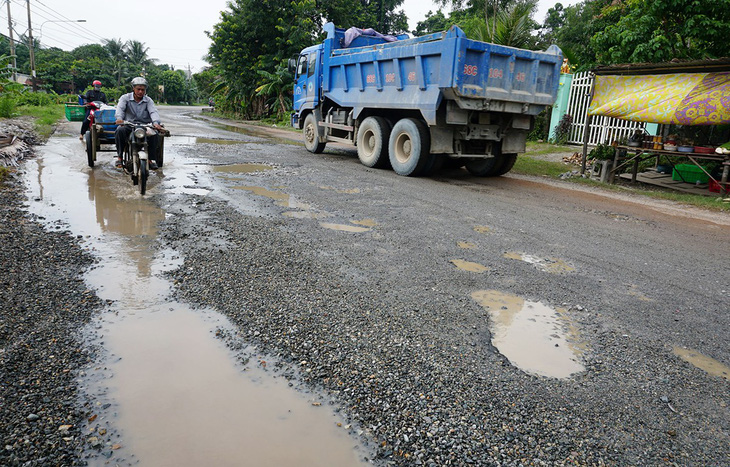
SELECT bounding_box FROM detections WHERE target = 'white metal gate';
[565,71,646,146]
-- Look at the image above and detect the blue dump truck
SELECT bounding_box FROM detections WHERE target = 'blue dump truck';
[289,23,562,177]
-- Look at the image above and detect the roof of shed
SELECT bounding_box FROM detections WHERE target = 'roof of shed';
[592,58,730,76]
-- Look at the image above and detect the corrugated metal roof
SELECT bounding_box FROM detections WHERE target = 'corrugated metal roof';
[592,58,730,75]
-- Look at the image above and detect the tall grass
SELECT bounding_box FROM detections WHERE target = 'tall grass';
[17,104,64,140]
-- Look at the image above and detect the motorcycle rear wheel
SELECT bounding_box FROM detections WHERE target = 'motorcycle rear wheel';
[85,132,94,168]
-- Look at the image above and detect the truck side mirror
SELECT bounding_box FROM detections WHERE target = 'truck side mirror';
[288,58,297,74]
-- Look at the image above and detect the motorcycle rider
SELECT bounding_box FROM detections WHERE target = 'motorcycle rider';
[79,79,108,140]
[114,76,164,170]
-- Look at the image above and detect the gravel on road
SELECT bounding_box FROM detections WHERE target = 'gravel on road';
[0,172,105,466]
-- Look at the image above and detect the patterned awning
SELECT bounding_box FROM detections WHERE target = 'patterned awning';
[588,72,730,125]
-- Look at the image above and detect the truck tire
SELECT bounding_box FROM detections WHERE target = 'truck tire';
[464,157,499,176]
[303,113,326,154]
[420,153,444,177]
[357,117,391,168]
[389,118,430,176]
[490,153,518,176]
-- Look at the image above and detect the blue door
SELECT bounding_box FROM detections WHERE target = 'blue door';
[293,50,320,113]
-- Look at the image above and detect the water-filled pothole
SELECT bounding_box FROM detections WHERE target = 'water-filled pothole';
[450,259,489,273]
[472,290,585,378]
[673,347,730,380]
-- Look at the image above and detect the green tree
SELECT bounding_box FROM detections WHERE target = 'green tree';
[103,38,127,86]
[207,0,321,115]
[591,0,730,64]
[34,47,74,93]
[413,10,451,36]
[126,40,155,76]
[255,61,293,119]
[536,0,616,71]
[461,0,538,48]
[318,0,409,33]
[160,69,186,103]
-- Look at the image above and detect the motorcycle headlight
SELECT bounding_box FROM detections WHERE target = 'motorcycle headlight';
[134,128,146,139]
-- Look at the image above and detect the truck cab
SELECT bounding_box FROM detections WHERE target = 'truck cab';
[291,44,323,128]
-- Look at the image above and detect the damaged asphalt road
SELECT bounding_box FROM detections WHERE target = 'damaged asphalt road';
[1,106,728,466]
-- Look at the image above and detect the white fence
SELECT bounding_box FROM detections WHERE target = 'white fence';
[564,71,646,146]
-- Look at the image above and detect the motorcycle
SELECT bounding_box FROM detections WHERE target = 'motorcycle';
[120,121,169,195]
[82,100,114,168]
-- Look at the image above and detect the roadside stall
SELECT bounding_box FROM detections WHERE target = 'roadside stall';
[583,59,730,195]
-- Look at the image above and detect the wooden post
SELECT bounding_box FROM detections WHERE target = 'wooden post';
[581,113,592,175]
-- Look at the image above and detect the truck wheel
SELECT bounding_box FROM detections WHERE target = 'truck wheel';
[389,118,430,176]
[303,114,326,154]
[420,153,444,177]
[465,157,498,176]
[357,117,391,168]
[490,153,518,176]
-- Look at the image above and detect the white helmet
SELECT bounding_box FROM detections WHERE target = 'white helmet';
[131,76,148,88]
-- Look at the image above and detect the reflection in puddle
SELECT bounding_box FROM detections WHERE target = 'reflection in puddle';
[25,138,369,466]
[233,184,289,204]
[472,290,585,378]
[89,306,366,466]
[503,251,575,274]
[450,259,489,273]
[457,241,477,249]
[673,347,730,380]
[213,163,273,174]
[320,222,371,233]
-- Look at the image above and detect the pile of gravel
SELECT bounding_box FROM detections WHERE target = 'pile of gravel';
[0,173,104,466]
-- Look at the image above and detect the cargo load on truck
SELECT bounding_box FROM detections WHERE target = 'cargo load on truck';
[289,22,562,177]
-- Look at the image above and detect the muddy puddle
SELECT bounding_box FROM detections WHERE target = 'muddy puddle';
[673,347,730,380]
[450,259,489,273]
[23,138,369,465]
[471,290,585,378]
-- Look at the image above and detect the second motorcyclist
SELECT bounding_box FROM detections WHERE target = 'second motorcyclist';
[114,77,164,170]
[79,79,108,140]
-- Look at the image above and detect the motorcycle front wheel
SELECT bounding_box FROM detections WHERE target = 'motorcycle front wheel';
[139,158,148,195]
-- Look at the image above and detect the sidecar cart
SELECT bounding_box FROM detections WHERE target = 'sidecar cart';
[84,105,118,168]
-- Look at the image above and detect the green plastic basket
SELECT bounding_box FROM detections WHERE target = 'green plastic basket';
[64,103,85,122]
[672,164,709,184]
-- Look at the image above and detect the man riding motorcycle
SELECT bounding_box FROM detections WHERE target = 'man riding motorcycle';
[114,77,164,169]
[79,79,107,140]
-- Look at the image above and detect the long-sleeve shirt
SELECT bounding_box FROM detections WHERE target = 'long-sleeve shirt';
[84,89,107,104]
[114,93,161,124]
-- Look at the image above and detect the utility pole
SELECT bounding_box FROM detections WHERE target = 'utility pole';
[26,0,36,91]
[5,0,16,82]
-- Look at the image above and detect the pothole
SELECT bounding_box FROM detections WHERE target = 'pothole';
[472,290,585,378]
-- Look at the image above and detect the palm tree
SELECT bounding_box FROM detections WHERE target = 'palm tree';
[126,40,155,75]
[255,63,293,119]
[464,0,537,48]
[103,38,127,86]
